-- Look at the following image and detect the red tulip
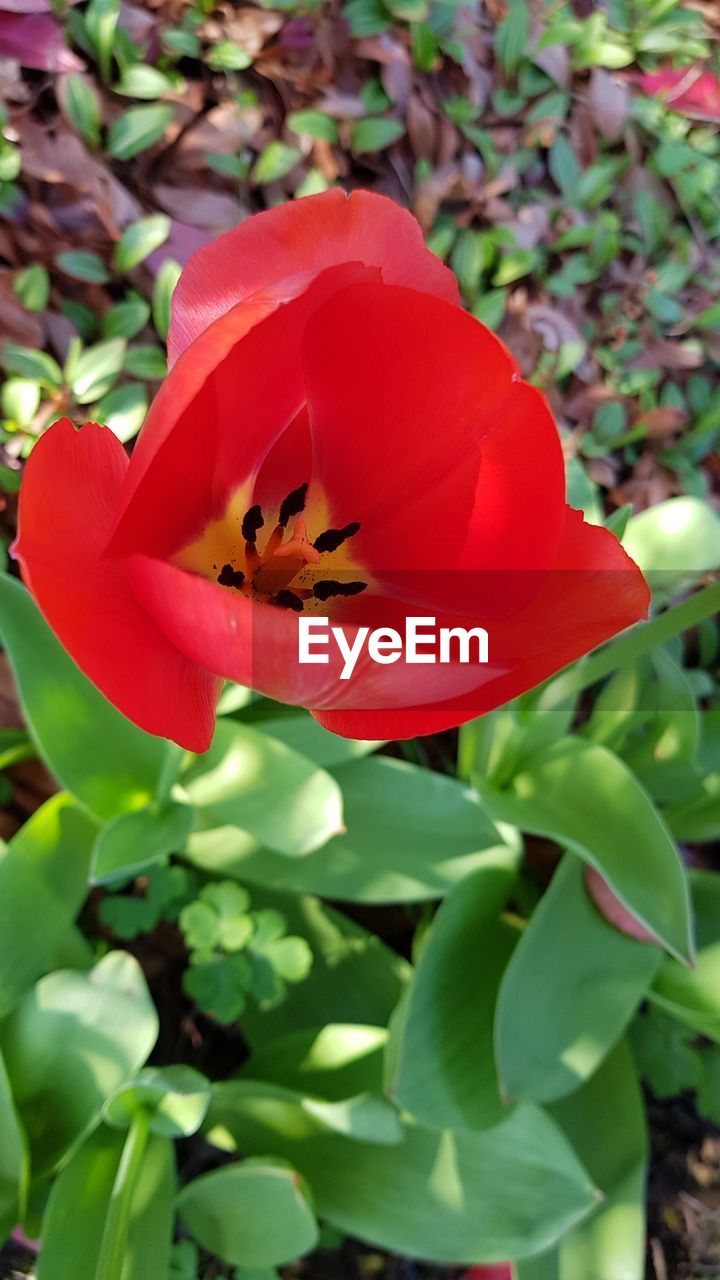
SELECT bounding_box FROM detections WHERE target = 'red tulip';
[14,190,649,752]
[635,67,720,121]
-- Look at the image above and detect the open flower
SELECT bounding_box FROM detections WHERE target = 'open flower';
[14,190,649,752]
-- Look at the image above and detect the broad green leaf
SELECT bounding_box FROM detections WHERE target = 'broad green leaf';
[70,337,126,403]
[114,215,171,274]
[152,258,181,341]
[124,343,166,379]
[95,381,148,442]
[251,142,301,184]
[177,1161,318,1267]
[351,117,406,153]
[115,64,174,98]
[649,870,720,1038]
[1,342,62,388]
[389,857,518,1129]
[0,952,157,1177]
[57,73,102,147]
[101,298,151,340]
[623,496,720,593]
[241,1028,401,1146]
[185,755,518,903]
[517,1042,646,1280]
[84,0,119,80]
[496,0,529,74]
[108,104,174,160]
[104,1066,210,1138]
[12,262,50,311]
[92,798,194,884]
[287,111,339,142]
[0,1047,26,1240]
[549,1042,647,1280]
[56,250,110,284]
[0,793,98,1014]
[666,777,720,842]
[481,736,693,963]
[236,889,409,1050]
[246,1025,387,1098]
[258,714,384,767]
[181,720,343,857]
[207,1086,597,1264]
[0,574,169,820]
[1,377,40,427]
[37,1126,174,1280]
[495,857,662,1102]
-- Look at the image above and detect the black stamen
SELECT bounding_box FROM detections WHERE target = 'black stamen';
[313,521,361,554]
[217,563,245,589]
[313,579,367,601]
[242,504,264,544]
[274,589,304,612]
[279,482,309,528]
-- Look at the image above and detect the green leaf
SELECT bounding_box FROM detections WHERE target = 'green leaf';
[12,263,50,311]
[207,1087,597,1263]
[496,0,529,75]
[84,0,119,81]
[496,856,662,1102]
[1,342,63,389]
[57,73,102,147]
[548,134,581,194]
[343,0,391,36]
[115,64,174,99]
[251,142,301,184]
[351,117,406,153]
[482,736,693,963]
[104,1066,210,1138]
[70,337,126,403]
[649,869,720,1038]
[1,377,40,427]
[108,104,174,160]
[114,214,171,274]
[185,754,518,902]
[492,248,538,286]
[236,889,408,1050]
[0,575,169,820]
[0,953,157,1177]
[56,250,111,284]
[178,1161,319,1267]
[37,1126,174,1280]
[287,110,339,143]
[623,495,720,593]
[389,857,517,1129]
[124,343,167,379]
[94,381,148,442]
[92,798,194,884]
[518,1042,648,1280]
[180,720,343,857]
[152,258,182,341]
[0,1047,26,1241]
[0,793,98,1014]
[102,298,151,340]
[206,39,253,70]
[258,715,383,768]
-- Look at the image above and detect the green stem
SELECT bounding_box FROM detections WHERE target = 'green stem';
[95,1110,150,1280]
[555,581,720,702]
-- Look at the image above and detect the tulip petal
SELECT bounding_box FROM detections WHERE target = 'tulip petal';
[109,262,378,560]
[302,282,527,610]
[14,419,220,752]
[312,507,650,739]
[167,189,459,367]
